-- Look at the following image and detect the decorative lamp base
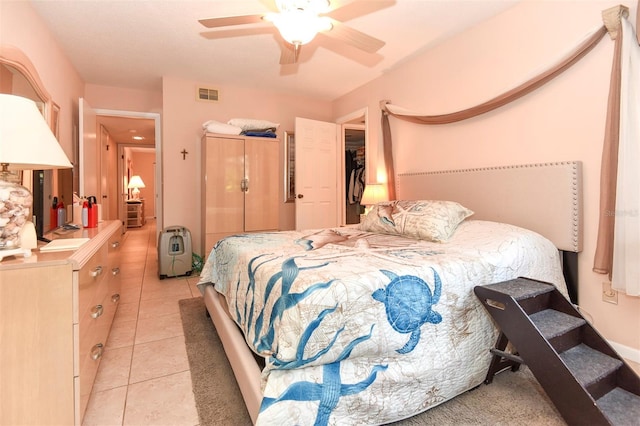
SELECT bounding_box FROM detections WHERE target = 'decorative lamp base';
[0,179,33,250]
[0,221,37,260]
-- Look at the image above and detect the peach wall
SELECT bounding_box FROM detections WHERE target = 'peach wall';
[85,84,162,114]
[333,1,640,357]
[161,76,332,255]
[0,1,84,161]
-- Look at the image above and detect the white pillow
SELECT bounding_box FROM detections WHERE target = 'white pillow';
[202,120,242,135]
[359,200,474,242]
[227,118,280,131]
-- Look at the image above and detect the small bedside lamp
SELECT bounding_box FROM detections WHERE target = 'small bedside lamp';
[360,183,389,215]
[0,94,72,259]
[127,175,145,200]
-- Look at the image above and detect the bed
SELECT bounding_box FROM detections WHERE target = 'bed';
[197,161,583,425]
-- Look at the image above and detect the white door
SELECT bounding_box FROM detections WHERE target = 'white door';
[294,117,338,230]
[79,98,98,198]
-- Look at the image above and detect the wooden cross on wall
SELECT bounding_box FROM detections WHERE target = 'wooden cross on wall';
[181,149,188,160]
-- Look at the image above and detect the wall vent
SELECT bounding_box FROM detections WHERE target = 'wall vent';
[197,87,219,102]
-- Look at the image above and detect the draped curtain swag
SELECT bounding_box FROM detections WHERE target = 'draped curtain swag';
[380,5,637,294]
[593,6,625,279]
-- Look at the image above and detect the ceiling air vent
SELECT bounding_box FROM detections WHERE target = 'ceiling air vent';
[197,87,219,102]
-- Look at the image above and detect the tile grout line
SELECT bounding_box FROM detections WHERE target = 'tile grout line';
[123,223,152,426]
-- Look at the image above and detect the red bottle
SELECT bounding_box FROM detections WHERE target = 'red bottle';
[87,196,98,228]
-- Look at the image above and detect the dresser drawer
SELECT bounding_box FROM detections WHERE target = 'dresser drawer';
[77,243,109,321]
[76,241,110,413]
[78,337,103,419]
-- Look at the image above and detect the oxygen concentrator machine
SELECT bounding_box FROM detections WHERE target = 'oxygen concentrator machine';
[157,226,192,279]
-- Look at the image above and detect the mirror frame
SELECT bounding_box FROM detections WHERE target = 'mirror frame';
[0,45,65,235]
[0,45,54,128]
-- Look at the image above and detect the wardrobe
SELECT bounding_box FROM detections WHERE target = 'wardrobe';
[201,133,280,256]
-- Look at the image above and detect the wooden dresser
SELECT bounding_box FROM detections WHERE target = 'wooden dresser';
[0,220,122,425]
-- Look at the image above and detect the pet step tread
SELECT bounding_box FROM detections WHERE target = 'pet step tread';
[529,309,586,339]
[560,344,623,387]
[480,278,555,300]
[597,387,640,425]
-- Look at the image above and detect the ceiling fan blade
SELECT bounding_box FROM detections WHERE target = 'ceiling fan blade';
[200,26,276,40]
[324,18,385,53]
[199,14,264,29]
[279,41,300,65]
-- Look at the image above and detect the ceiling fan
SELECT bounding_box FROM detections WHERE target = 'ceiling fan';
[198,0,386,64]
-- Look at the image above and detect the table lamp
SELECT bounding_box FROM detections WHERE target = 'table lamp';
[127,175,145,200]
[0,94,72,259]
[360,183,389,215]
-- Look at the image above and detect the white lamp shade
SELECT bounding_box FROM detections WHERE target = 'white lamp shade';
[127,175,146,189]
[0,94,72,170]
[360,183,389,206]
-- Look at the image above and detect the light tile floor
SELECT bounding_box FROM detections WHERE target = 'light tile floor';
[81,219,640,425]
[83,219,202,426]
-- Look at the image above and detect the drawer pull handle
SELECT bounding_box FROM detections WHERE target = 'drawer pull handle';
[90,266,103,277]
[111,267,120,276]
[111,294,120,303]
[90,304,104,319]
[111,241,120,248]
[91,343,104,361]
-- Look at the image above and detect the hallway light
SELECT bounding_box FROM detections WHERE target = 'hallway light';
[128,175,146,200]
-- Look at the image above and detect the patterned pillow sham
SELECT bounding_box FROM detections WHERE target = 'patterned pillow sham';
[358,200,474,242]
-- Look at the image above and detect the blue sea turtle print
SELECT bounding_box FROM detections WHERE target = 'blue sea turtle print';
[372,268,442,354]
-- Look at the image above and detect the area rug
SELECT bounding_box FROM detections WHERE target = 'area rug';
[179,297,565,426]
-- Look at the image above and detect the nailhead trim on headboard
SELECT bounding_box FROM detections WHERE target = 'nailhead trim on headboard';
[397,161,583,252]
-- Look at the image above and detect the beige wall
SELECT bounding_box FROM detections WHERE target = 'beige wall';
[333,0,640,358]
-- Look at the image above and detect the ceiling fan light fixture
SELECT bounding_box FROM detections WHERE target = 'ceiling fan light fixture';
[270,9,329,45]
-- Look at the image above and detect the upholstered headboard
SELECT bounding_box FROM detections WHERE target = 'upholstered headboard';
[396,161,583,253]
[396,161,583,302]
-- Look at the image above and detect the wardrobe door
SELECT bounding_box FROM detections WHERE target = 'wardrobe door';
[244,137,279,232]
[202,136,245,254]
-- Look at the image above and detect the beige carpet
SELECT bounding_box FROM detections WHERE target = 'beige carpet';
[179,297,566,426]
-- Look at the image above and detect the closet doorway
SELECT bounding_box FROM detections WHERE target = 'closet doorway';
[344,126,365,225]
[338,107,368,226]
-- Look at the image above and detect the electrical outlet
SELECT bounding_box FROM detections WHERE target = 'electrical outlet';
[602,281,618,304]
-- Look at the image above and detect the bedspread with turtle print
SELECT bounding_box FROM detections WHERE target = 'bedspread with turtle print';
[198,220,568,426]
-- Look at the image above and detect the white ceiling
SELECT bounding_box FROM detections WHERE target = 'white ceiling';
[30,0,520,141]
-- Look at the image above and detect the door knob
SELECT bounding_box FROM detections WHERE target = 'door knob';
[297,194,304,199]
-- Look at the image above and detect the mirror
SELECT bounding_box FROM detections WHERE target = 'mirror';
[0,45,74,237]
